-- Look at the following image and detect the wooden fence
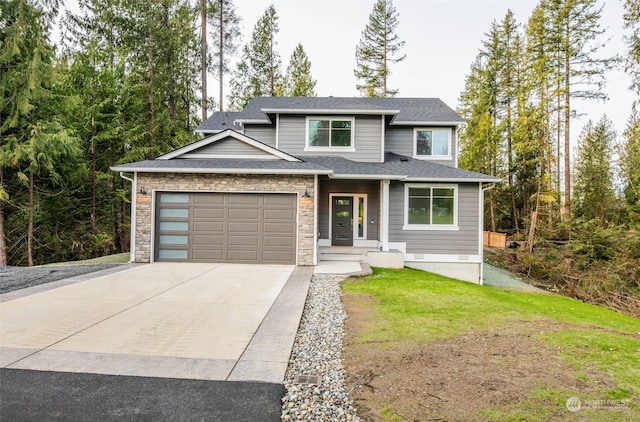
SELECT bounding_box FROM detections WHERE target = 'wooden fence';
[483,231,506,249]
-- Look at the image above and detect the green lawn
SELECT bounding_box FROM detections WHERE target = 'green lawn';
[343,267,640,420]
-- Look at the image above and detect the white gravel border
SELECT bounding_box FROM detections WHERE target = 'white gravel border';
[281,274,361,421]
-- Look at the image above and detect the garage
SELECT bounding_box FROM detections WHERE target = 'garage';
[155,192,297,264]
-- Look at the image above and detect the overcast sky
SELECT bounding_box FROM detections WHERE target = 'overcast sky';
[230,0,635,144]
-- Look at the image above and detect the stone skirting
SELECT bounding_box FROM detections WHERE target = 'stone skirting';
[134,173,315,265]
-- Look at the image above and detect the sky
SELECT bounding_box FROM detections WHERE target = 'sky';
[228,0,636,145]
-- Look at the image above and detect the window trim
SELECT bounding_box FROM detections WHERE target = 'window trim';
[413,128,452,160]
[403,183,459,231]
[305,116,356,151]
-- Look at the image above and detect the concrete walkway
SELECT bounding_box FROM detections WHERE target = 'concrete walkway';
[0,263,313,383]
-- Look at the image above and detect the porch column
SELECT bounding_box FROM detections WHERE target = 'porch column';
[380,179,390,251]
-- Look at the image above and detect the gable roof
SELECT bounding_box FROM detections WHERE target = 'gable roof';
[195,97,465,132]
[158,129,301,162]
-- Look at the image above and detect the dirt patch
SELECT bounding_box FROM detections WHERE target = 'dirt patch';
[342,294,613,421]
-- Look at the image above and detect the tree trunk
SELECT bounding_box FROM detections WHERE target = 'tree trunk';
[219,2,224,111]
[146,4,155,159]
[27,172,34,267]
[90,58,98,236]
[563,50,571,220]
[507,98,518,231]
[119,113,128,253]
[489,189,496,232]
[562,21,571,220]
[0,199,6,267]
[201,0,207,121]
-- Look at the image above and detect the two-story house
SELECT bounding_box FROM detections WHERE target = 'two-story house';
[111,97,498,283]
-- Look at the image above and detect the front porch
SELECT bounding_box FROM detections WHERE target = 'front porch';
[317,246,405,269]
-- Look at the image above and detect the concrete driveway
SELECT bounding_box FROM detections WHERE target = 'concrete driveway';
[0,263,312,383]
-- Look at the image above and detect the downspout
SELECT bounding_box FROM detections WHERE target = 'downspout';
[119,172,136,263]
[479,183,496,285]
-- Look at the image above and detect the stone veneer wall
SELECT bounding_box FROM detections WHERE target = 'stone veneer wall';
[134,173,315,265]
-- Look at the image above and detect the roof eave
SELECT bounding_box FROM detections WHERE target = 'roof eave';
[109,166,332,175]
[403,176,501,183]
[329,173,406,180]
[234,119,271,125]
[260,108,401,115]
[390,121,466,126]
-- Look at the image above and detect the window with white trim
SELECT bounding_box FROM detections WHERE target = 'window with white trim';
[404,184,457,229]
[414,128,451,159]
[307,117,354,149]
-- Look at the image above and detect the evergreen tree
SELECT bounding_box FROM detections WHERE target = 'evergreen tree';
[573,116,617,226]
[623,0,640,95]
[208,0,241,111]
[228,4,282,110]
[283,43,316,97]
[1,0,82,266]
[547,0,616,219]
[620,104,640,222]
[354,0,405,97]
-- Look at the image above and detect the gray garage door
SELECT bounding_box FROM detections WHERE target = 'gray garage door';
[155,192,296,264]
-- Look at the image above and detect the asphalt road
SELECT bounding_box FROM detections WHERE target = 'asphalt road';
[0,369,285,421]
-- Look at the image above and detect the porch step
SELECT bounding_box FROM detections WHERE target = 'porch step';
[318,247,378,263]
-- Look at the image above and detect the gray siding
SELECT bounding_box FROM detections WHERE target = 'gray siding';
[385,124,458,167]
[385,125,413,156]
[277,115,383,162]
[318,177,380,240]
[194,138,277,158]
[244,123,276,147]
[388,181,479,255]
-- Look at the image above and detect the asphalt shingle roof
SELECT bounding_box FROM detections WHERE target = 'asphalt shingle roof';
[112,154,498,182]
[303,153,498,182]
[111,158,330,173]
[195,112,243,132]
[196,97,464,132]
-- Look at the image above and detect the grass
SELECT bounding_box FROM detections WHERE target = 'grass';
[344,267,640,344]
[43,253,130,266]
[343,267,640,420]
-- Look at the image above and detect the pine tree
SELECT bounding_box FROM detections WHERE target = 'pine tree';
[283,43,316,97]
[354,0,405,97]
[573,116,617,225]
[208,0,241,111]
[228,4,282,110]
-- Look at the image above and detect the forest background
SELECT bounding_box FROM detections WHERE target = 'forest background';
[1,0,639,315]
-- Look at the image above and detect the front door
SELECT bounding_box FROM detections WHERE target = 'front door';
[332,196,353,246]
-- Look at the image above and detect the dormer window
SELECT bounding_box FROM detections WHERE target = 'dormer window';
[306,117,354,150]
[414,128,451,159]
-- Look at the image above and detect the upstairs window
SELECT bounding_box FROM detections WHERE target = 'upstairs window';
[414,128,451,159]
[307,117,354,149]
[404,184,458,230]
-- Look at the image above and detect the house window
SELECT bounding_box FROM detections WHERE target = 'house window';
[307,117,354,148]
[404,184,457,230]
[414,128,451,158]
